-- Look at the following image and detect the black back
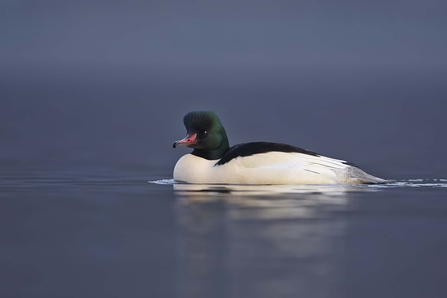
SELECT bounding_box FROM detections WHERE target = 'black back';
[215,142,320,166]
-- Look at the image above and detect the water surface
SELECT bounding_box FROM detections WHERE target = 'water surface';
[1,66,447,298]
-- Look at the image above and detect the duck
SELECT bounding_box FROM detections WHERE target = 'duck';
[172,111,386,185]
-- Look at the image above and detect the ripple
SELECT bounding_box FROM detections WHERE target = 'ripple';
[149,179,177,185]
[147,178,447,199]
[150,178,447,190]
[368,179,447,188]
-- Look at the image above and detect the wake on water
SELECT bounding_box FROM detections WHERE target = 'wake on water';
[150,178,447,188]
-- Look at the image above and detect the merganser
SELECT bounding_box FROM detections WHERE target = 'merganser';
[172,111,386,185]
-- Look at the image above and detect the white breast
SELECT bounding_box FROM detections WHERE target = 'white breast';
[173,154,218,183]
[173,152,365,185]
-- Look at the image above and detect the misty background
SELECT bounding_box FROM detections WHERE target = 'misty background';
[1,1,447,179]
[1,0,446,179]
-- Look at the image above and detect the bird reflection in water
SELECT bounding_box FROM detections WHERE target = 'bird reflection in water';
[173,184,375,298]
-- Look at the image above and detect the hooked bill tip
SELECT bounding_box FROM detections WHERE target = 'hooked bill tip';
[172,141,178,148]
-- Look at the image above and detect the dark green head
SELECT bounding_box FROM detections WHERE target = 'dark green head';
[173,111,230,160]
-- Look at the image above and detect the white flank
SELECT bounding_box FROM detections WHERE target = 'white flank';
[173,152,384,185]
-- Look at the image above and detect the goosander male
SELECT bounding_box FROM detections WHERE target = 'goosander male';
[173,111,386,185]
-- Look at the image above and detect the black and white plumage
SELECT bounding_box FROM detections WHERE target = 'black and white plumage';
[172,111,386,185]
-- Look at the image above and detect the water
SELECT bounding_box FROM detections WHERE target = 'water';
[1,65,447,298]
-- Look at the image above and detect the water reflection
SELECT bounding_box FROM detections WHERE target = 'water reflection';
[173,183,370,197]
[173,184,371,298]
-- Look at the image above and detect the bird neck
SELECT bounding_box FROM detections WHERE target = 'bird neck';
[192,134,230,160]
[191,147,228,160]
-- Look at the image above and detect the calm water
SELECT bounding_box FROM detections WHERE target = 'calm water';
[1,65,447,298]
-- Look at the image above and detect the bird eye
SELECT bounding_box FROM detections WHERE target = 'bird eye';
[203,130,208,136]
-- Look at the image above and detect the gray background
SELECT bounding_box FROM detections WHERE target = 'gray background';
[1,1,447,298]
